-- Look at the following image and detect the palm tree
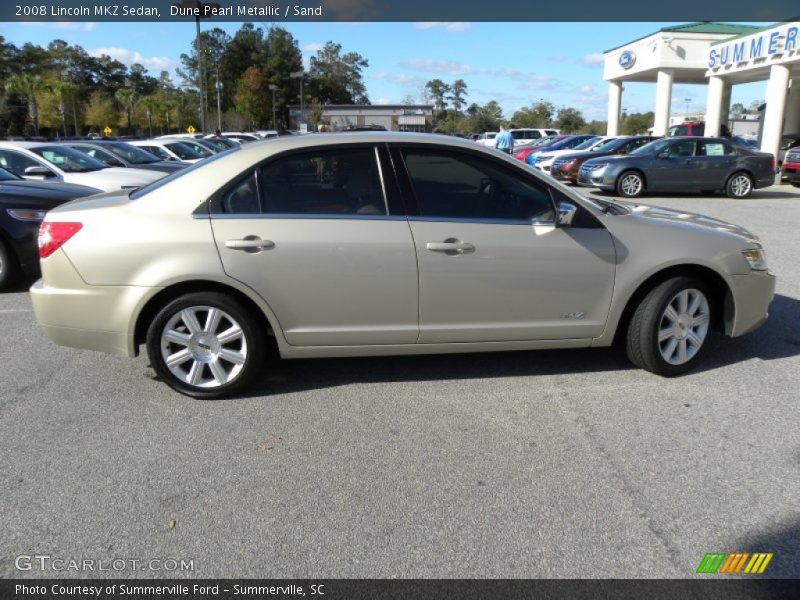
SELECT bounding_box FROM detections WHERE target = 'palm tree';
[138,95,159,137]
[48,79,78,138]
[114,87,137,134]
[160,93,178,134]
[5,73,46,136]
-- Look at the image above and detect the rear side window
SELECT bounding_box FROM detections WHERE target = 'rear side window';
[698,141,734,156]
[402,149,555,222]
[258,147,386,216]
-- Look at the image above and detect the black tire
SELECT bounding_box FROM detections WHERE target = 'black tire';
[615,170,645,198]
[625,276,714,376]
[725,171,753,199]
[146,292,266,399]
[0,237,20,291]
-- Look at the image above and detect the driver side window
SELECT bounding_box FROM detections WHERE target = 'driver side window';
[0,150,46,177]
[402,149,555,223]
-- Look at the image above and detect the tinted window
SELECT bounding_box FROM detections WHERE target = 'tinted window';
[545,130,558,136]
[165,142,204,160]
[103,142,160,164]
[665,140,696,157]
[32,146,106,172]
[139,145,171,160]
[72,146,125,167]
[222,172,260,214]
[259,148,386,215]
[0,166,20,180]
[0,150,47,176]
[698,141,734,156]
[403,149,555,222]
[622,138,652,153]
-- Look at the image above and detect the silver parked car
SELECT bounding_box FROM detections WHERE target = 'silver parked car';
[30,133,775,398]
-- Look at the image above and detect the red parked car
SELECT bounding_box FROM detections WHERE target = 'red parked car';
[512,136,565,161]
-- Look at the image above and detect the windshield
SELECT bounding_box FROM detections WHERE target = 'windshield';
[32,146,107,172]
[591,137,627,152]
[199,138,229,152]
[208,137,238,149]
[103,142,160,164]
[632,138,670,156]
[574,137,602,150]
[129,146,240,200]
[0,167,20,181]
[164,142,205,160]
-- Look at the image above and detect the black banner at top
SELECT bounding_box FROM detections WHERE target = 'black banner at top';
[2,0,800,23]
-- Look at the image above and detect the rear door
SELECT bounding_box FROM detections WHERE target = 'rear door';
[694,140,736,188]
[392,145,616,343]
[209,144,419,347]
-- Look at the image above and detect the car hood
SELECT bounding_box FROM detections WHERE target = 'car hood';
[0,180,101,205]
[612,199,760,242]
[557,149,616,162]
[63,168,163,191]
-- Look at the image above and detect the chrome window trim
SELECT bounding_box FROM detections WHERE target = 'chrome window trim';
[408,215,555,226]
[199,213,408,221]
[373,146,390,216]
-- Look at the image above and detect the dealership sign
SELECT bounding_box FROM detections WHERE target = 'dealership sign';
[619,50,636,69]
[709,24,799,68]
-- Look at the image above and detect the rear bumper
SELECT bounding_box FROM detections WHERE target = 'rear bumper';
[727,270,776,337]
[30,252,159,357]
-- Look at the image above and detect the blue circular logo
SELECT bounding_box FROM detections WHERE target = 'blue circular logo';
[619,51,636,70]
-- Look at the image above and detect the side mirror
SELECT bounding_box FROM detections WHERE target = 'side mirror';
[24,165,54,178]
[557,202,577,227]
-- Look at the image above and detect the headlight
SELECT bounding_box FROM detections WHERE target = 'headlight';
[6,208,48,222]
[742,247,768,271]
[589,163,609,172]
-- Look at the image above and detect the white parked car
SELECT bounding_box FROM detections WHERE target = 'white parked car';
[510,128,561,147]
[533,137,609,173]
[128,139,207,164]
[476,132,497,147]
[0,142,163,192]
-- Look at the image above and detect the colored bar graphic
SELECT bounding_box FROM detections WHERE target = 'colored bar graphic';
[697,553,726,573]
[700,552,774,575]
[744,553,774,574]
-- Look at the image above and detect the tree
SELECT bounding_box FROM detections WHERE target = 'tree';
[263,26,303,128]
[5,73,46,135]
[114,87,137,132]
[400,94,416,105]
[84,91,117,133]
[585,120,608,135]
[178,27,233,114]
[235,66,267,128]
[448,79,468,114]
[47,78,78,137]
[554,107,586,133]
[511,100,554,128]
[138,95,160,136]
[466,100,503,133]
[425,79,450,114]
[621,111,654,135]
[308,42,369,104]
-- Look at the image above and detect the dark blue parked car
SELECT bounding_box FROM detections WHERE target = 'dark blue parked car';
[577,137,775,199]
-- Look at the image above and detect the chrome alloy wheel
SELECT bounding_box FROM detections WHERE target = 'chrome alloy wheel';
[729,174,752,197]
[657,289,710,366]
[619,173,643,196]
[160,306,247,388]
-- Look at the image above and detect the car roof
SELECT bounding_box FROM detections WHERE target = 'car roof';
[0,141,48,149]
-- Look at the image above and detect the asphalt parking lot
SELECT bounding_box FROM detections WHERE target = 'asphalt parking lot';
[1,184,799,580]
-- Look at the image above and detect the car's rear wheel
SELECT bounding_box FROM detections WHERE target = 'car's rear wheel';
[146,292,266,399]
[616,171,644,198]
[726,172,753,199]
[625,276,713,376]
[0,238,19,291]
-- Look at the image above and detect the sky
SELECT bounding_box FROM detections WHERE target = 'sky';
[0,21,770,121]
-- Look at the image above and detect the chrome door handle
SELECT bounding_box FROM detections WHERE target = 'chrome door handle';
[225,237,275,252]
[425,239,475,255]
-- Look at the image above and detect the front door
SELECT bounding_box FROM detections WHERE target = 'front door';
[395,146,616,343]
[209,145,419,347]
[647,139,699,191]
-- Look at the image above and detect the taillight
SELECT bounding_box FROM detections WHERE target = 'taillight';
[38,222,82,259]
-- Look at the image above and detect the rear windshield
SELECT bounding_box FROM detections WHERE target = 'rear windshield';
[129,146,239,200]
[32,145,107,173]
[103,142,161,164]
[165,142,205,160]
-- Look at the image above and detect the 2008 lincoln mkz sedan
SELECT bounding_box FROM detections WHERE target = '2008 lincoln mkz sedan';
[31,133,775,398]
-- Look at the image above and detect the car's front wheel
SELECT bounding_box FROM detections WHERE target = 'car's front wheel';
[146,292,266,399]
[616,171,645,198]
[726,171,753,199]
[625,277,713,376]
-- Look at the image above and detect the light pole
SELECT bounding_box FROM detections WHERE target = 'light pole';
[268,84,278,130]
[290,70,304,130]
[174,1,208,133]
[685,98,691,117]
[215,64,223,132]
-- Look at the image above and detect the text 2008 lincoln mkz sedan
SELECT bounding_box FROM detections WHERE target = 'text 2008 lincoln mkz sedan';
[31,133,775,398]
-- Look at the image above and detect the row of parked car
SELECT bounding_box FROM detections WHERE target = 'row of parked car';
[0,132,268,290]
[500,132,796,199]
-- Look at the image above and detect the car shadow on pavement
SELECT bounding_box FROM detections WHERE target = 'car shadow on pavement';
[734,519,800,580]
[238,293,800,398]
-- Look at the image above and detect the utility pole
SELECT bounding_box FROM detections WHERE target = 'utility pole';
[216,64,223,132]
[291,70,304,130]
[269,84,278,130]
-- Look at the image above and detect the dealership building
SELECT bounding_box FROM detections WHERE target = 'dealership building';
[603,21,800,161]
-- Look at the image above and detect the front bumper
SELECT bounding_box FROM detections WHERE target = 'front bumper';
[577,169,614,189]
[727,270,776,337]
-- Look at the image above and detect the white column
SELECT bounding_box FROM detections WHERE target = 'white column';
[652,69,674,137]
[720,82,733,127]
[607,81,623,136]
[760,64,791,161]
[704,76,725,137]
[784,78,800,135]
